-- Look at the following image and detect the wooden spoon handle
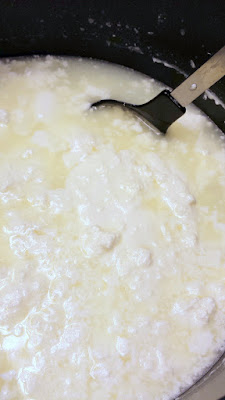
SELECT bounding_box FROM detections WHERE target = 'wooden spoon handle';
[171,46,225,107]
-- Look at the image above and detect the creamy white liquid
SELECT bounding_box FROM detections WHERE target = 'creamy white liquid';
[0,56,225,400]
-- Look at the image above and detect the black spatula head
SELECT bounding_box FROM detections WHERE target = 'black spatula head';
[134,90,186,133]
[92,90,186,134]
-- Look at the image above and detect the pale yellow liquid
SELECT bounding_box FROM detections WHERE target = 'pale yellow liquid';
[0,56,225,400]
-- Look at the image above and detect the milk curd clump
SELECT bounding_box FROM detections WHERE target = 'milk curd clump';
[0,56,225,400]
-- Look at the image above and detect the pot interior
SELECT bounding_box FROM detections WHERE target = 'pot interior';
[0,1,225,399]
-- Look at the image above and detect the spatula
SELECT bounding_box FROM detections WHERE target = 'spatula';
[92,46,225,134]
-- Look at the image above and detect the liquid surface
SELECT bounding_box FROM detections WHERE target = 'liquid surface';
[0,56,225,400]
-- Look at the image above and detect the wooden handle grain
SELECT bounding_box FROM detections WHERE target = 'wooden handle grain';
[171,46,225,107]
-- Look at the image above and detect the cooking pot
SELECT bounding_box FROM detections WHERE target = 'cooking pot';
[0,0,225,399]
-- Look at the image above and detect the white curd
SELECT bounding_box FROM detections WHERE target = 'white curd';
[0,56,225,400]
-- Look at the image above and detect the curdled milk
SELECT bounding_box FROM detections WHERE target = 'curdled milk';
[0,56,225,400]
